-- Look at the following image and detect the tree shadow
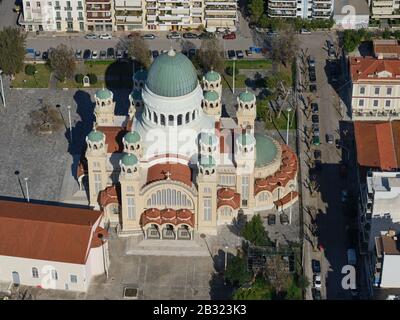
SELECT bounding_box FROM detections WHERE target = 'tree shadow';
[209,249,235,300]
[104,60,134,90]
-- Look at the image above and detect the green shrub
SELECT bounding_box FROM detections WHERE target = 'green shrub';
[75,73,84,84]
[87,73,97,84]
[225,66,239,76]
[25,64,37,76]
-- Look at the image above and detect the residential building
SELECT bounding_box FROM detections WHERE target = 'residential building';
[86,0,114,32]
[349,56,400,121]
[333,0,369,29]
[21,0,87,32]
[76,49,299,239]
[267,0,333,19]
[115,0,144,31]
[204,0,237,31]
[371,0,400,20]
[0,200,109,292]
[373,39,400,60]
[374,230,400,288]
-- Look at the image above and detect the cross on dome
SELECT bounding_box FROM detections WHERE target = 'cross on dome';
[168,48,176,57]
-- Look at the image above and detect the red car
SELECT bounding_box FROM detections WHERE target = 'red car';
[223,32,236,40]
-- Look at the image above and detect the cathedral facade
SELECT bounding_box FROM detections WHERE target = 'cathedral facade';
[78,49,299,240]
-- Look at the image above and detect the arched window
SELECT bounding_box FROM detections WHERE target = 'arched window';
[192,110,196,120]
[177,114,182,126]
[162,189,166,205]
[32,267,39,278]
[160,114,166,126]
[221,206,232,216]
[172,190,176,205]
[156,190,161,205]
[153,112,158,124]
[149,111,152,121]
[167,189,171,206]
[151,193,156,205]
[185,112,190,124]
[182,194,187,206]
[177,191,181,206]
[258,192,268,202]
[168,115,174,126]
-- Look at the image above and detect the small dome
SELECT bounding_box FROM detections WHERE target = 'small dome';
[133,69,148,81]
[124,130,141,144]
[199,155,216,168]
[239,90,255,103]
[87,130,104,142]
[203,90,219,102]
[237,133,256,146]
[204,70,221,82]
[95,88,112,100]
[121,153,138,166]
[200,132,218,145]
[130,89,142,101]
[146,51,198,97]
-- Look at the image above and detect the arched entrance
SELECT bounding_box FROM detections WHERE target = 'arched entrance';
[146,224,160,239]
[162,224,175,240]
[177,224,192,240]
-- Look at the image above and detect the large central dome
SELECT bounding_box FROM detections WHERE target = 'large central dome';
[146,49,199,97]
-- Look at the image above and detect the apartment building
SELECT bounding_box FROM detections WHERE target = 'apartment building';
[115,0,144,31]
[204,0,237,31]
[267,0,333,19]
[86,0,114,32]
[21,0,86,32]
[350,56,400,121]
[371,0,400,20]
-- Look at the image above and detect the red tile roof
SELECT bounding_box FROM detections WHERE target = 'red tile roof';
[140,208,195,227]
[217,188,240,209]
[0,200,104,264]
[274,191,298,209]
[354,121,399,170]
[99,185,120,208]
[350,56,400,82]
[146,163,192,187]
[97,126,128,153]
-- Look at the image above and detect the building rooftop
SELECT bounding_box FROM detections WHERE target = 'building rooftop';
[350,56,400,82]
[334,0,370,16]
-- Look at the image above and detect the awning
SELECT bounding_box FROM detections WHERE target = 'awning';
[206,26,217,32]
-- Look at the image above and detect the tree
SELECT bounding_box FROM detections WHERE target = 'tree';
[224,255,252,287]
[25,64,37,76]
[87,73,97,84]
[128,35,151,69]
[284,277,302,300]
[271,25,299,67]
[75,73,84,84]
[49,44,76,81]
[0,27,26,76]
[196,37,225,73]
[241,214,274,246]
[25,101,64,135]
[248,0,264,23]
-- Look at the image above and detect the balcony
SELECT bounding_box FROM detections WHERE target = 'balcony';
[86,4,112,11]
[64,6,73,10]
[56,16,61,21]
[77,6,84,10]
[78,16,84,21]
[65,17,73,21]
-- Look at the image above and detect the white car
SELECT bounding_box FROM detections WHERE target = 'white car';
[300,28,311,34]
[167,32,181,39]
[99,33,112,40]
[91,50,99,59]
[313,274,322,289]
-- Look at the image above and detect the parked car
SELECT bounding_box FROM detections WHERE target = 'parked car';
[99,33,112,40]
[227,50,236,59]
[300,28,311,34]
[313,274,322,288]
[85,33,97,39]
[183,32,198,39]
[235,50,244,59]
[199,32,213,39]
[266,31,278,37]
[267,214,276,225]
[313,288,322,300]
[223,32,236,40]
[326,134,334,144]
[311,103,319,114]
[100,50,107,59]
[116,50,123,59]
[328,46,336,59]
[308,56,316,67]
[312,114,319,124]
[167,32,181,39]
[107,47,115,59]
[152,50,159,59]
[309,71,316,82]
[341,190,349,203]
[310,84,317,93]
[91,50,99,59]
[312,135,320,146]
[312,259,321,274]
[313,127,320,136]
[314,149,322,160]
[42,51,48,60]
[280,213,289,225]
[142,34,156,40]
[83,49,91,60]
[245,49,252,56]
[75,49,82,59]
[34,50,41,59]
[327,39,334,49]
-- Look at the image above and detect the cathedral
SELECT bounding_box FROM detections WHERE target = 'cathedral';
[77,49,299,240]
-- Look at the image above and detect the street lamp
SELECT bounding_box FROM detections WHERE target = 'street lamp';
[67,105,72,143]
[232,57,237,94]
[286,107,292,145]
[24,177,30,202]
[0,69,6,108]
[224,245,229,271]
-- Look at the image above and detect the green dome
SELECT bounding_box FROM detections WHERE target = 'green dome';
[121,153,138,166]
[146,50,198,97]
[204,70,221,82]
[95,88,112,100]
[201,132,218,145]
[124,130,141,144]
[255,133,278,167]
[204,90,219,102]
[199,155,216,168]
[87,130,104,142]
[130,89,142,101]
[239,90,255,103]
[133,69,148,81]
[238,133,256,146]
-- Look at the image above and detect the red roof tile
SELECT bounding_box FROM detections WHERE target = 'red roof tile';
[350,56,400,82]
[146,163,192,187]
